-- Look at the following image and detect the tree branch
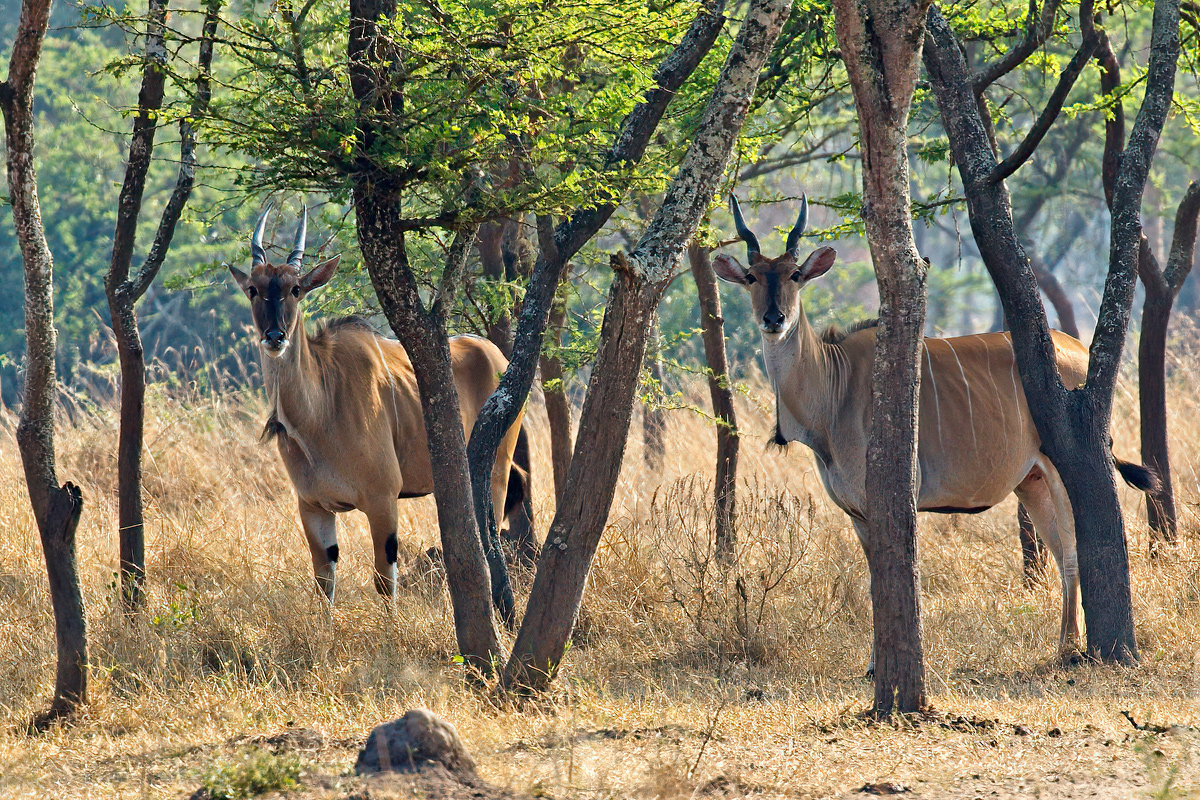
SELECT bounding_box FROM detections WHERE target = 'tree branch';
[1164,181,1200,293]
[972,0,1065,93]
[130,1,220,300]
[987,0,1096,184]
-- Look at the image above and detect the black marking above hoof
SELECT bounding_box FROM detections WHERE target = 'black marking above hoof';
[385,533,398,565]
[325,544,339,563]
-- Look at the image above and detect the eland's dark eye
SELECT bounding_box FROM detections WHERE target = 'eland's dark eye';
[790,271,802,282]
[247,286,258,299]
[292,286,301,298]
[745,274,757,285]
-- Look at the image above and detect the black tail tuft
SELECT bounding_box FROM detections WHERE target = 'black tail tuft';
[1115,458,1162,493]
[768,420,789,450]
[502,425,538,565]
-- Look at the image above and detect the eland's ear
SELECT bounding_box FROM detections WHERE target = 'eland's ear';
[798,247,836,281]
[228,264,253,295]
[298,255,341,295]
[712,253,750,285]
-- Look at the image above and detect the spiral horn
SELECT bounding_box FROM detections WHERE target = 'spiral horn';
[729,194,760,262]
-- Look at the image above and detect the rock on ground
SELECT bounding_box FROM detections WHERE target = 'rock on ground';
[355,709,478,777]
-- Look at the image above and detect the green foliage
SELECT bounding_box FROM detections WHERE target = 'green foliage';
[201,750,304,799]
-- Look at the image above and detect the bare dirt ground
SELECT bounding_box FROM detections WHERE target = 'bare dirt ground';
[2,370,1199,798]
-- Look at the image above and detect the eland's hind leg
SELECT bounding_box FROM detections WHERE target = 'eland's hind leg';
[300,501,339,602]
[1013,458,1081,659]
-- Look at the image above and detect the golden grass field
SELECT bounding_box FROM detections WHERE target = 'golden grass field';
[2,345,1200,798]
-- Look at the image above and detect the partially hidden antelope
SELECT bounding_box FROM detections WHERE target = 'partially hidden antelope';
[713,194,1157,661]
[229,208,532,602]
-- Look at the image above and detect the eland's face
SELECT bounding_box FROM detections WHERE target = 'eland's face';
[228,207,341,358]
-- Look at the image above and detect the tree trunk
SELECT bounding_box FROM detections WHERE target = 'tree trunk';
[1138,186,1200,549]
[642,314,667,471]
[503,0,793,692]
[539,291,573,503]
[2,0,89,720]
[925,0,1179,662]
[106,0,216,609]
[478,220,513,355]
[689,243,738,561]
[464,2,729,615]
[833,0,932,713]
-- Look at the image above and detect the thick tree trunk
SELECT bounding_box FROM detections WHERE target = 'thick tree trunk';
[464,3,729,614]
[2,0,89,719]
[642,314,667,471]
[503,0,793,692]
[925,0,1179,662]
[350,0,502,668]
[539,293,573,503]
[833,0,931,713]
[689,243,738,560]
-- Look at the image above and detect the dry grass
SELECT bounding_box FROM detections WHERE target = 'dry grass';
[2,350,1200,798]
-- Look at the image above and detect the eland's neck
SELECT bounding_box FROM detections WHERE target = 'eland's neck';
[260,320,321,437]
[761,305,848,436]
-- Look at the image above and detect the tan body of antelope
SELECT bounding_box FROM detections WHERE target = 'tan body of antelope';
[230,209,529,602]
[714,195,1156,660]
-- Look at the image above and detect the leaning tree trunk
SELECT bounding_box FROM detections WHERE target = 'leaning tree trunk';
[1138,183,1200,548]
[539,287,573,503]
[463,3,730,621]
[689,243,739,561]
[503,0,794,692]
[106,0,216,609]
[925,0,1179,662]
[2,0,88,720]
[642,313,667,471]
[833,0,932,713]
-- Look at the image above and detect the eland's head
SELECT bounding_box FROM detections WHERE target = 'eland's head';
[712,194,836,338]
[229,207,341,358]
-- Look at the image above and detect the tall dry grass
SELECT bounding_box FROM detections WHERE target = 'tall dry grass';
[1,336,1199,797]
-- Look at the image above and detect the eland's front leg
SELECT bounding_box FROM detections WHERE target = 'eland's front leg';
[300,501,339,602]
[364,502,400,601]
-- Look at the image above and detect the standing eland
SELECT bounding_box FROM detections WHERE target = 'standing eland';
[229,207,532,602]
[713,193,1157,663]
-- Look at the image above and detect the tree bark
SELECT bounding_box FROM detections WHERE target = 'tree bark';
[349,0,501,670]
[464,2,729,618]
[2,0,89,720]
[1138,183,1200,547]
[925,0,1179,662]
[689,243,739,561]
[833,0,932,714]
[105,0,216,609]
[642,313,667,472]
[539,288,573,503]
[503,0,793,692]
[477,220,514,355]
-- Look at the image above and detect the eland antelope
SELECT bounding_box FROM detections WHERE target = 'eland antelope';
[229,208,531,602]
[713,194,1157,660]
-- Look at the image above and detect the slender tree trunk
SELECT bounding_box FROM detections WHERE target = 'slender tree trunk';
[2,0,88,720]
[503,0,793,692]
[478,220,513,355]
[642,314,667,471]
[689,243,738,561]
[106,0,216,609]
[833,0,932,714]
[539,291,573,503]
[1137,183,1200,549]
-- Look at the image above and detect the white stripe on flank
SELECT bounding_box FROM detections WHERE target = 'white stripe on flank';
[923,342,943,447]
[1009,337,1025,433]
[944,339,978,452]
[370,334,401,433]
